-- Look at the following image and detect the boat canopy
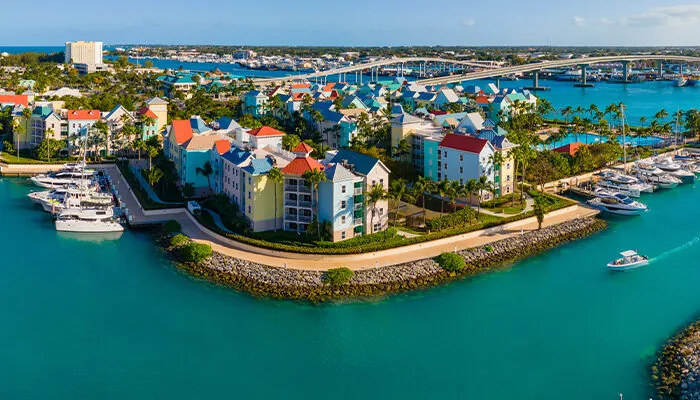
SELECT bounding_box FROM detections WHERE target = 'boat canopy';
[620,250,638,257]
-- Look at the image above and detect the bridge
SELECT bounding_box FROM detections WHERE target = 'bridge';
[415,55,700,87]
[252,54,700,88]
[251,57,499,85]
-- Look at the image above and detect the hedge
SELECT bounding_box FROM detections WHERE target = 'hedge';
[435,252,465,271]
[181,242,213,264]
[170,233,189,248]
[323,268,354,285]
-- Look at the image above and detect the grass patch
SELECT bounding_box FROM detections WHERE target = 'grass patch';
[0,150,80,165]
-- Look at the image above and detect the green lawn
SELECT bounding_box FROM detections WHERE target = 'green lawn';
[0,151,80,165]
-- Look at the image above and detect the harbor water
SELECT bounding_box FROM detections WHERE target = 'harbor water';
[2,172,700,398]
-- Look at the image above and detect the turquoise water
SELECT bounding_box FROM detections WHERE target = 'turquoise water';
[543,133,664,149]
[2,176,700,398]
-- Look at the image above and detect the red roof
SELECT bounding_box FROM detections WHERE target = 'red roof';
[553,142,584,156]
[67,110,100,120]
[171,120,193,145]
[281,156,325,175]
[439,134,489,154]
[292,93,305,101]
[431,110,447,115]
[248,126,285,137]
[0,94,28,107]
[214,139,231,155]
[293,142,314,153]
[476,96,490,105]
[137,107,158,119]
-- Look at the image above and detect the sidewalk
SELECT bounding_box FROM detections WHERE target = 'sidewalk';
[178,204,599,271]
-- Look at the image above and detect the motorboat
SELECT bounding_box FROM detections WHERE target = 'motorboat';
[29,170,95,189]
[594,171,652,197]
[674,77,688,87]
[654,157,695,183]
[630,162,682,189]
[587,188,648,216]
[607,250,649,271]
[38,188,113,214]
[55,207,124,233]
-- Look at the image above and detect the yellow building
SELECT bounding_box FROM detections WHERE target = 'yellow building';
[144,97,168,134]
[241,159,284,232]
[390,113,424,149]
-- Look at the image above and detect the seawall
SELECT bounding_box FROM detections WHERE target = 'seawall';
[652,318,700,399]
[171,217,607,301]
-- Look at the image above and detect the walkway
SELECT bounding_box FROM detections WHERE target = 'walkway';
[177,204,599,271]
[129,162,181,205]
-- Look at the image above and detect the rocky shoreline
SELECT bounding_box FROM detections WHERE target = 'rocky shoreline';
[653,319,700,399]
[165,217,607,302]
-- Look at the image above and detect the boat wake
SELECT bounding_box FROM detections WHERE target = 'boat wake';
[649,237,700,263]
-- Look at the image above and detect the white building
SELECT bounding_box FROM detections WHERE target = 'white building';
[438,134,495,200]
[65,41,103,66]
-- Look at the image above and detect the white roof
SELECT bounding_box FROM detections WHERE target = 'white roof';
[620,250,638,257]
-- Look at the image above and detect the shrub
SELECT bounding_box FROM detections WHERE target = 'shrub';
[426,207,476,232]
[323,267,354,285]
[181,242,213,264]
[435,252,466,272]
[162,219,181,233]
[170,233,189,248]
[484,245,494,252]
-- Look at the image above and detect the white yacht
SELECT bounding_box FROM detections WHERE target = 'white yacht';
[55,207,124,233]
[631,162,682,189]
[38,188,113,214]
[654,158,695,183]
[587,188,648,216]
[607,250,649,271]
[30,170,95,189]
[594,171,652,197]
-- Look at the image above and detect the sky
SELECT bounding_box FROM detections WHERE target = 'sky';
[3,0,700,46]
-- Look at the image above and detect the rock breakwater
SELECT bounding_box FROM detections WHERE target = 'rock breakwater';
[171,217,607,301]
[653,319,700,399]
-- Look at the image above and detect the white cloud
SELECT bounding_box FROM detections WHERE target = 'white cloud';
[599,17,616,25]
[460,18,475,27]
[623,4,700,27]
[573,16,586,27]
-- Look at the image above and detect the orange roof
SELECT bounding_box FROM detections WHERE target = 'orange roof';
[281,156,325,175]
[553,142,584,156]
[292,92,305,101]
[214,139,231,155]
[476,96,490,104]
[248,126,285,137]
[67,110,100,120]
[137,107,158,119]
[291,83,310,89]
[0,94,28,107]
[171,120,193,145]
[293,142,314,153]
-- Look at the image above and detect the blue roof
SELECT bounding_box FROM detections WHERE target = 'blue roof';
[190,116,211,133]
[330,149,381,176]
[242,158,273,175]
[216,116,242,131]
[221,149,252,166]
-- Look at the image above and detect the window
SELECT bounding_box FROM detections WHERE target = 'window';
[248,192,251,199]
[341,215,346,224]
[379,208,384,215]
[341,200,346,210]
[380,179,384,186]
[460,178,463,185]
[372,180,376,186]
[459,166,463,174]
[248,206,251,213]
[459,154,463,161]
[248,177,251,184]
[507,175,511,182]
[341,185,346,194]
[429,160,433,166]
[444,163,448,170]
[373,223,380,232]
[341,231,346,240]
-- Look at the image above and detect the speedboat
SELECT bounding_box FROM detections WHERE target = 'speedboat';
[631,163,682,189]
[653,158,694,183]
[55,207,124,233]
[594,171,652,197]
[29,170,95,189]
[587,188,648,216]
[607,250,649,271]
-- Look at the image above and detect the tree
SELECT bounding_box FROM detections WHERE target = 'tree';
[389,178,413,226]
[146,144,159,170]
[533,196,546,229]
[412,176,435,228]
[476,175,494,217]
[392,138,410,160]
[302,169,326,239]
[146,167,164,187]
[267,167,284,231]
[132,138,146,160]
[182,183,195,199]
[437,179,451,215]
[196,161,214,194]
[282,134,301,151]
[463,178,478,222]
[365,183,389,234]
[487,151,505,196]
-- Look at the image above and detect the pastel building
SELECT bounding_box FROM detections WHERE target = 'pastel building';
[281,143,325,234]
[318,163,364,241]
[66,109,100,139]
[243,90,268,117]
[241,158,285,232]
[438,134,496,200]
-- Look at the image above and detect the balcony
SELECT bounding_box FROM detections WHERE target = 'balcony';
[284,199,298,206]
[353,218,363,226]
[284,214,298,221]
[298,215,313,223]
[354,203,363,211]
[354,187,363,195]
[298,201,313,208]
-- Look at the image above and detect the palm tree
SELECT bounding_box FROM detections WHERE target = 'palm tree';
[464,178,478,222]
[533,196,545,229]
[412,176,435,228]
[267,167,283,231]
[44,128,55,162]
[390,178,409,226]
[146,167,164,187]
[437,179,451,215]
[487,151,505,196]
[13,109,30,159]
[365,183,389,234]
[476,175,493,218]
[639,116,647,129]
[196,161,214,195]
[447,180,465,212]
[560,106,573,124]
[302,168,326,239]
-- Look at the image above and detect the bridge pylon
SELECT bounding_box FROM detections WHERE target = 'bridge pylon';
[574,64,594,88]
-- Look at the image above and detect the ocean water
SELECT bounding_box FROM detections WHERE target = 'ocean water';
[1,175,700,399]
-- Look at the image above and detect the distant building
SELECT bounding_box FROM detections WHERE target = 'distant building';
[65,41,103,66]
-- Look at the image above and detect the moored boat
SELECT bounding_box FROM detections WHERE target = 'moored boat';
[55,207,124,233]
[587,188,648,216]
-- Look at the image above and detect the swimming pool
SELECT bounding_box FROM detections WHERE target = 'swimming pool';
[543,133,664,150]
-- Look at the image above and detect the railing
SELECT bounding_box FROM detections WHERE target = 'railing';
[354,188,363,195]
[284,214,298,221]
[298,186,311,193]
[284,199,297,206]
[284,185,298,192]
[354,203,363,210]
[353,218,363,226]
[298,215,312,223]
[298,201,313,208]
